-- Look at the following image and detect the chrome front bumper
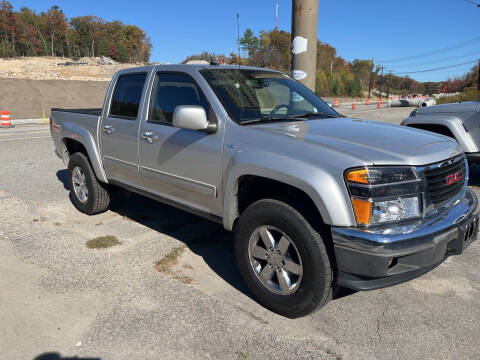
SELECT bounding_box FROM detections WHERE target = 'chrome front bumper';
[332,188,478,290]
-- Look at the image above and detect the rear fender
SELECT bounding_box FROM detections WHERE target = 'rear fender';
[61,122,108,183]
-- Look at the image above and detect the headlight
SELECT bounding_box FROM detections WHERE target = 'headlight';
[345,167,422,226]
[372,197,419,223]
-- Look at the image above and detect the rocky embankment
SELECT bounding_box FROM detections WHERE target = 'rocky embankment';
[0,56,139,81]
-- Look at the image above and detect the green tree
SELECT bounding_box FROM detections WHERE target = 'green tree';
[239,28,258,64]
[351,59,371,90]
[315,71,329,96]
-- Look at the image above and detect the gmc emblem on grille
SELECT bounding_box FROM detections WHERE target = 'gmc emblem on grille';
[446,170,462,186]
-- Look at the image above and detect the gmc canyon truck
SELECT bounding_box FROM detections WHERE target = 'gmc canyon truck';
[402,101,480,164]
[51,65,478,318]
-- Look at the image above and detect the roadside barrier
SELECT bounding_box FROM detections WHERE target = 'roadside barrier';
[334,98,339,107]
[1,111,14,128]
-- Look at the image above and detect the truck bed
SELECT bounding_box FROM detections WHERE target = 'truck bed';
[51,108,102,116]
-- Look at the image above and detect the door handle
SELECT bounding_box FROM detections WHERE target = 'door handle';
[102,125,115,134]
[141,131,158,143]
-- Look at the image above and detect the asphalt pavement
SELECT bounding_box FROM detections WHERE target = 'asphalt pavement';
[1,114,480,360]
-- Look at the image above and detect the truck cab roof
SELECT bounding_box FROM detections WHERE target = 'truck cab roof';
[116,64,283,76]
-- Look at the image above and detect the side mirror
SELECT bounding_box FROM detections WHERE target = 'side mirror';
[172,105,217,133]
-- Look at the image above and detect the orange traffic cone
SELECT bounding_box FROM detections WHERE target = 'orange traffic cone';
[377,100,381,108]
[366,98,370,105]
[352,99,356,110]
[334,98,339,107]
[0,111,13,128]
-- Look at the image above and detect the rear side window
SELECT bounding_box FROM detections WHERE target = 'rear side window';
[148,72,209,125]
[110,73,147,119]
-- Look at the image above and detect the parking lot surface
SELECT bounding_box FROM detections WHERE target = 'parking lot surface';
[1,110,480,360]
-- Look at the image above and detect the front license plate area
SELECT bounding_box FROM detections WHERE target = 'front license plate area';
[453,215,479,254]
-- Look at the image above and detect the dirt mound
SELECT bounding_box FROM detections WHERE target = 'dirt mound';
[0,56,139,81]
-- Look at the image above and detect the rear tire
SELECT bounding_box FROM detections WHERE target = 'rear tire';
[234,198,334,318]
[68,152,110,215]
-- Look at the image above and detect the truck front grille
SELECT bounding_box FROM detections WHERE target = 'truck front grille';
[425,157,466,206]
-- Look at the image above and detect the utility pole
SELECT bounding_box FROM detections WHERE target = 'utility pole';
[477,59,480,100]
[275,0,279,30]
[237,13,240,65]
[330,60,333,75]
[368,58,374,99]
[290,0,319,91]
[379,67,384,99]
[387,70,392,99]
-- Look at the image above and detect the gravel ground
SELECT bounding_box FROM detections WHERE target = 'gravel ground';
[1,112,480,359]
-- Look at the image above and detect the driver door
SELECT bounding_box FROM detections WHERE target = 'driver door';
[138,71,224,215]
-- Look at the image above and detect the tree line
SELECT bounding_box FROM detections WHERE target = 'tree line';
[183,28,465,98]
[0,1,151,62]
[436,64,479,104]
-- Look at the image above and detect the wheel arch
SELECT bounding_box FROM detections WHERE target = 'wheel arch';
[60,122,108,183]
[404,117,478,153]
[223,168,355,232]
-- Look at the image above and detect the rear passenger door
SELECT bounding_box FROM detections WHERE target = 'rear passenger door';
[138,71,224,215]
[100,72,148,188]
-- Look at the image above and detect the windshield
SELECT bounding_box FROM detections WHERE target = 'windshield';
[200,69,339,124]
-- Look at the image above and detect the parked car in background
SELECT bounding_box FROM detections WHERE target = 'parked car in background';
[402,101,480,163]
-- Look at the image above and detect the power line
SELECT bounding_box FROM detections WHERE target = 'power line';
[377,37,480,63]
[389,50,480,70]
[392,60,478,75]
[463,0,480,7]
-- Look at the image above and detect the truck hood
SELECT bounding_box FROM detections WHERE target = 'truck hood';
[250,117,462,166]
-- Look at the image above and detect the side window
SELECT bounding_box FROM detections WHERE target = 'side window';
[110,73,147,119]
[148,72,209,125]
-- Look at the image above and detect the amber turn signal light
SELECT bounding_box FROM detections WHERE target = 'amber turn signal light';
[351,198,372,225]
[346,168,368,184]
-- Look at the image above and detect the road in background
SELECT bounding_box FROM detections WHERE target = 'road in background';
[337,104,413,123]
[1,110,479,360]
[0,124,50,142]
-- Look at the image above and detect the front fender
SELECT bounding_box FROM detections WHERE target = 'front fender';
[404,115,478,153]
[222,152,356,231]
[61,122,108,183]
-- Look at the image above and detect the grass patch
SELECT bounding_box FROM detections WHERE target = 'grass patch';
[174,275,194,284]
[235,352,249,360]
[86,235,120,249]
[155,245,187,275]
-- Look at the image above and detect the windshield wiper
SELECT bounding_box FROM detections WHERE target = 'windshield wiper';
[286,112,337,119]
[240,112,337,125]
[240,116,299,125]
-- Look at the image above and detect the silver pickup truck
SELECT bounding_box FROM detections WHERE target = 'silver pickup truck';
[402,101,480,164]
[51,65,478,318]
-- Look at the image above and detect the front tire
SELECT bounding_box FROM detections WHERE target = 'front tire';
[68,152,110,215]
[235,198,334,318]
